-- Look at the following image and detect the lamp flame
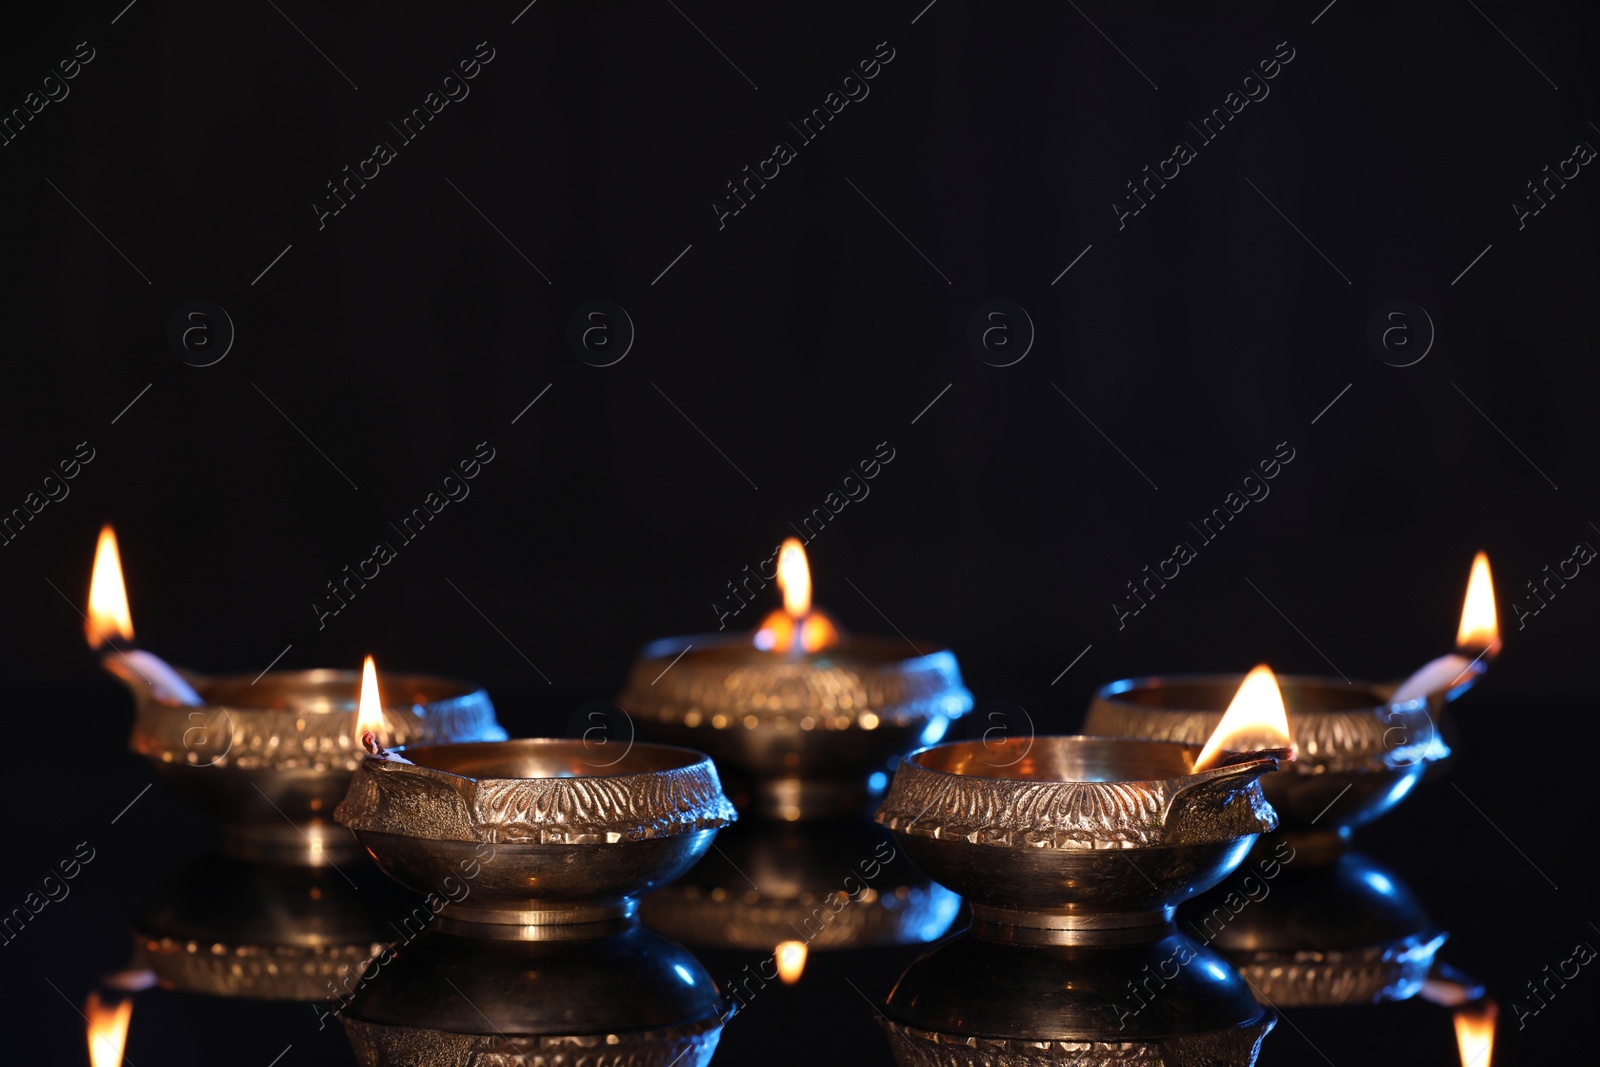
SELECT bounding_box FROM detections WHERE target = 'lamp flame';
[777,539,811,617]
[357,655,387,745]
[86,525,134,649]
[1454,999,1496,1067]
[1193,665,1293,772]
[1456,552,1500,655]
[775,940,808,985]
[86,992,133,1067]
[754,539,839,653]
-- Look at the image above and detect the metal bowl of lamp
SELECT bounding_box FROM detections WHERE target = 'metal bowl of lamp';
[619,633,972,821]
[130,669,505,866]
[875,736,1283,937]
[1085,674,1442,840]
[334,739,737,936]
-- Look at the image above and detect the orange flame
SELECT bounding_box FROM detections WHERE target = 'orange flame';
[357,655,387,744]
[1456,552,1500,655]
[775,940,808,984]
[1193,665,1293,772]
[754,539,839,653]
[1455,999,1496,1067]
[86,525,134,649]
[86,992,133,1067]
[777,539,811,616]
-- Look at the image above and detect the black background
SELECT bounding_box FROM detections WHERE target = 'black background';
[1,1,1595,1063]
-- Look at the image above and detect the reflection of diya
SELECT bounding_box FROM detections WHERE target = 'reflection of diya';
[876,668,1292,938]
[618,540,972,821]
[335,738,736,935]
[85,528,506,866]
[342,923,731,1067]
[880,930,1276,1066]
[1183,843,1446,1008]
[638,814,961,971]
[133,853,409,1001]
[1085,554,1501,843]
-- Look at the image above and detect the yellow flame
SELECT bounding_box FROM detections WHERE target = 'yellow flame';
[86,992,133,1067]
[1456,552,1500,653]
[775,940,808,985]
[86,525,134,649]
[357,655,387,743]
[777,539,811,617]
[1454,999,1496,1067]
[1193,665,1293,772]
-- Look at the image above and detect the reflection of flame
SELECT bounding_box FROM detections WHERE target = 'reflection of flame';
[1454,999,1496,1067]
[775,940,808,984]
[87,992,133,1067]
[1456,552,1500,655]
[1193,665,1293,772]
[754,539,839,653]
[357,655,387,744]
[86,525,134,649]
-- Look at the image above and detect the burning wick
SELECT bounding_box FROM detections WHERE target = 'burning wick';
[775,940,808,985]
[1391,552,1500,705]
[86,991,133,1067]
[85,525,203,706]
[355,654,409,760]
[1192,665,1296,773]
[1454,998,1497,1067]
[754,539,839,654]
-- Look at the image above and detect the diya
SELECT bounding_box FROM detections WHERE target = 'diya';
[334,735,736,936]
[1181,842,1447,1007]
[879,929,1276,1066]
[618,539,973,821]
[85,527,506,865]
[1084,554,1501,842]
[876,666,1292,937]
[341,922,731,1067]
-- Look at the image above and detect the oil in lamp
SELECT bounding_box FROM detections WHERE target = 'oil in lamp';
[85,526,505,864]
[617,538,973,821]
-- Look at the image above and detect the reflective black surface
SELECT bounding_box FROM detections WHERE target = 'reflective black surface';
[4,682,1588,1063]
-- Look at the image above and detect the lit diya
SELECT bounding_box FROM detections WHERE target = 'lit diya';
[876,667,1293,937]
[85,526,505,864]
[335,681,737,935]
[617,539,973,821]
[1085,555,1500,840]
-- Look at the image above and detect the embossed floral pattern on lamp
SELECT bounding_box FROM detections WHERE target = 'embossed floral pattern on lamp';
[84,526,506,865]
[618,539,974,821]
[1086,555,1500,844]
[335,661,737,936]
[877,666,1293,938]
